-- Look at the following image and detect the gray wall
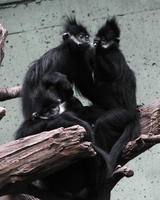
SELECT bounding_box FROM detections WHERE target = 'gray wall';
[0,0,160,199]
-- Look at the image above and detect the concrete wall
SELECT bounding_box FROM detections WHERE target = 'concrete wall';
[0,0,160,199]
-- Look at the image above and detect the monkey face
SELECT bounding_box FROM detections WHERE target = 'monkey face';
[94,17,120,50]
[76,32,90,44]
[93,36,119,50]
[62,17,92,48]
[62,31,91,48]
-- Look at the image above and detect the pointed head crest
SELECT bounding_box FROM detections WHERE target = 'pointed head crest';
[63,17,89,36]
[97,17,120,41]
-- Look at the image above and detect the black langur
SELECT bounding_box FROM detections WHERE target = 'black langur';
[15,72,92,140]
[15,18,110,200]
[15,72,110,200]
[92,17,140,169]
[22,17,94,121]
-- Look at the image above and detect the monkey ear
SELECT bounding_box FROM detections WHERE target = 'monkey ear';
[105,17,120,38]
[62,32,71,40]
[115,37,120,44]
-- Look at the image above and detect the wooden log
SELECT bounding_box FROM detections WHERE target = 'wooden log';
[108,100,160,191]
[0,86,21,101]
[0,107,6,120]
[0,125,96,196]
[0,100,160,198]
[0,24,8,65]
[121,100,160,164]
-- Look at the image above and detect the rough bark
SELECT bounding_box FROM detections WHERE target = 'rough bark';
[0,99,160,198]
[0,86,21,101]
[0,86,21,120]
[0,107,6,120]
[0,24,8,65]
[0,125,95,197]
[122,100,160,163]
[107,100,160,191]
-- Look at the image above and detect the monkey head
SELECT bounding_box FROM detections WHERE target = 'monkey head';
[94,17,120,50]
[62,17,91,48]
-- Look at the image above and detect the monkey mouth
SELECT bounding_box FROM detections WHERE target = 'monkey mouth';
[31,102,67,120]
[62,32,91,47]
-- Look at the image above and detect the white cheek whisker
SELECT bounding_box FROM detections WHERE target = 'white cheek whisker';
[59,102,67,114]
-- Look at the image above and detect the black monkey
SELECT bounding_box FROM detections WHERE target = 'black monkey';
[16,72,92,139]
[92,17,140,169]
[22,17,94,121]
[15,18,111,200]
[15,72,110,200]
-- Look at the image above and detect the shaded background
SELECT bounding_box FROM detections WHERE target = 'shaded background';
[0,0,160,199]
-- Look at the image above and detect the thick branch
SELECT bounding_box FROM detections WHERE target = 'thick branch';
[0,107,6,120]
[113,165,134,178]
[0,100,159,197]
[0,24,8,65]
[0,86,21,101]
[121,100,160,164]
[0,125,96,196]
[109,100,160,190]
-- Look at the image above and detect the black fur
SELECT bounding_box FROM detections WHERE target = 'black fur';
[64,17,89,37]
[22,17,94,121]
[16,72,92,139]
[15,18,109,200]
[15,17,140,200]
[92,17,140,169]
[16,72,108,200]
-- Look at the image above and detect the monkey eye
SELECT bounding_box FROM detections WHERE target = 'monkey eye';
[101,37,106,43]
[85,35,89,39]
[79,34,84,39]
[85,35,89,41]
[62,32,71,40]
[93,37,100,46]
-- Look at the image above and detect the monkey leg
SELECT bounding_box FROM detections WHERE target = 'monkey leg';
[94,108,132,153]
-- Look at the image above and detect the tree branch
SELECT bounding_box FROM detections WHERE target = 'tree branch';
[113,165,134,178]
[121,100,160,164]
[0,99,160,198]
[0,125,95,197]
[0,107,6,120]
[0,86,21,101]
[0,24,8,65]
[107,100,160,190]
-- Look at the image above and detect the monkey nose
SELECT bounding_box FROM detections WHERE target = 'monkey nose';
[62,32,70,40]
[93,42,97,46]
[90,42,96,49]
[57,98,62,103]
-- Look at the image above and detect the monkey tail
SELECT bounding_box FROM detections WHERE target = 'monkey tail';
[93,144,113,178]
[109,117,140,169]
